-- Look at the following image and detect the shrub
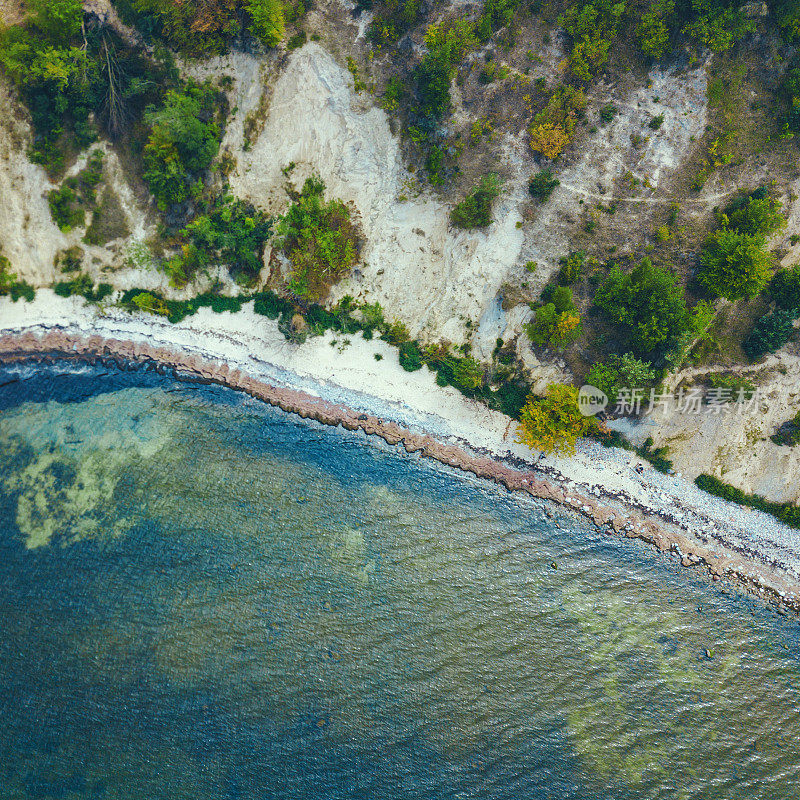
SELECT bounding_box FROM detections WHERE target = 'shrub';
[772,409,800,446]
[558,251,585,285]
[120,0,244,54]
[382,318,411,345]
[415,20,476,120]
[599,103,617,123]
[586,353,656,404]
[529,123,570,160]
[451,356,485,391]
[517,384,597,455]
[275,175,359,300]
[698,227,774,301]
[476,0,520,40]
[451,174,501,229]
[48,184,85,232]
[742,310,795,359]
[246,0,286,47]
[130,291,171,316]
[143,82,221,210]
[528,169,560,201]
[368,0,422,46]
[723,193,786,240]
[595,257,689,355]
[526,303,582,349]
[179,195,273,285]
[649,113,665,129]
[287,30,307,51]
[770,266,800,312]
[399,340,424,371]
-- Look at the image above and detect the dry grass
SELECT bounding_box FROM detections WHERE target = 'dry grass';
[0,0,26,27]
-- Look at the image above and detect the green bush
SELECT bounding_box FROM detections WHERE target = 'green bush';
[695,474,800,530]
[723,192,786,240]
[178,195,273,285]
[451,174,501,229]
[46,150,105,231]
[742,310,795,359]
[143,82,222,210]
[558,0,627,81]
[0,254,30,301]
[528,169,560,202]
[399,340,424,371]
[275,175,359,300]
[586,353,656,404]
[54,274,113,302]
[287,30,307,51]
[770,265,800,312]
[595,258,689,355]
[253,291,294,319]
[698,227,774,301]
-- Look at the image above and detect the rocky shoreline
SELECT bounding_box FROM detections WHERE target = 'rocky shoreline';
[2,326,799,614]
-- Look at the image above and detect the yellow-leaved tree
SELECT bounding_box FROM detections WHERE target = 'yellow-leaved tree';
[517,384,597,456]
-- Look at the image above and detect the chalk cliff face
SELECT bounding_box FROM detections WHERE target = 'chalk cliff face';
[1,23,800,501]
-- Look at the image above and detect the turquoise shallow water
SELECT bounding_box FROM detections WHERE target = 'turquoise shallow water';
[0,364,799,800]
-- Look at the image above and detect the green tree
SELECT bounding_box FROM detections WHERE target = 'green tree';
[698,227,774,300]
[29,0,83,44]
[177,195,273,285]
[276,175,359,300]
[246,0,286,47]
[682,1,755,53]
[559,0,627,81]
[415,20,476,119]
[526,304,582,349]
[586,353,656,404]
[517,384,598,455]
[143,82,221,209]
[595,258,688,354]
[724,194,786,240]
[636,0,674,58]
[476,0,520,40]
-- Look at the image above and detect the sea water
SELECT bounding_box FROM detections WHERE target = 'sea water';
[0,364,798,800]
